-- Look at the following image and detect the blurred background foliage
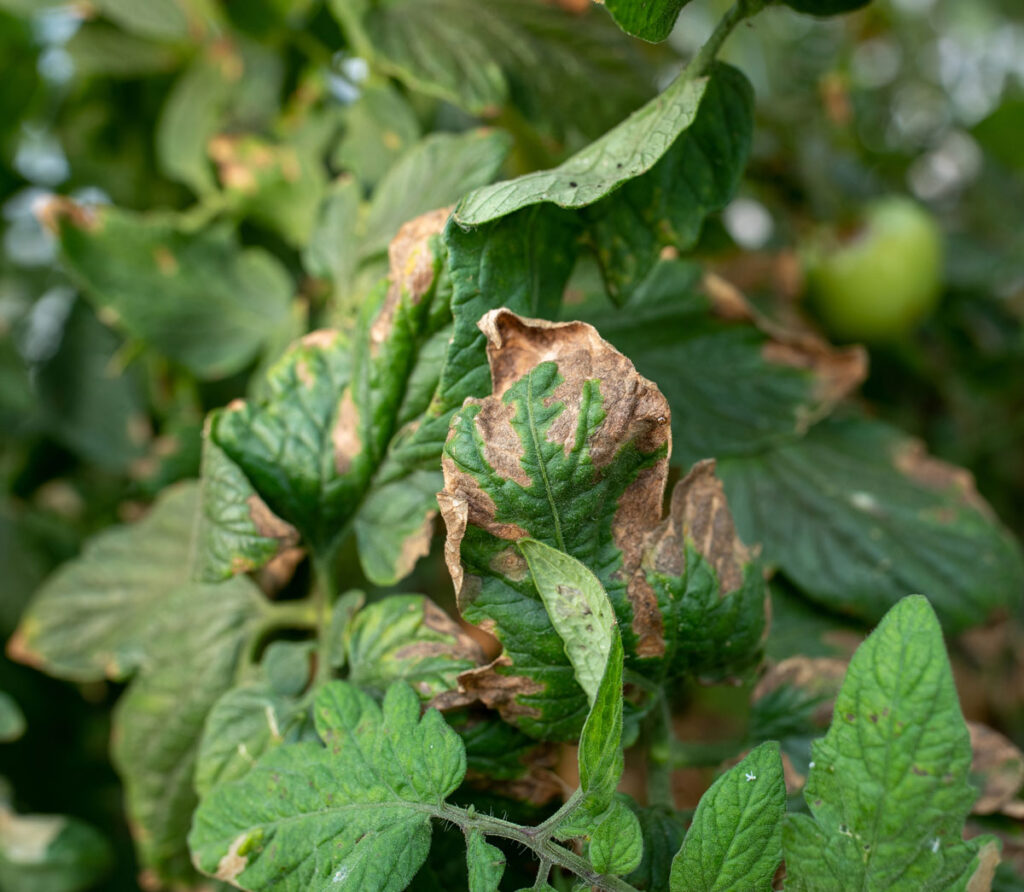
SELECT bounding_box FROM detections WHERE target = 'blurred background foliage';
[0,0,1022,888]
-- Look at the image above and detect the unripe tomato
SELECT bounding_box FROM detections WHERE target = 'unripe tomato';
[806,197,943,342]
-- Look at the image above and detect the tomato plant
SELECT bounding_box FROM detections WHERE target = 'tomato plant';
[1,0,1023,890]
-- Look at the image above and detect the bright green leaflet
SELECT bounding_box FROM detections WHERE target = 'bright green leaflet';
[55,207,293,379]
[519,539,617,706]
[111,576,265,883]
[193,435,297,583]
[669,741,785,891]
[466,829,506,892]
[189,681,467,891]
[719,413,1024,631]
[603,0,691,43]
[578,632,626,813]
[12,482,199,681]
[782,596,998,891]
[342,594,482,699]
[590,800,644,876]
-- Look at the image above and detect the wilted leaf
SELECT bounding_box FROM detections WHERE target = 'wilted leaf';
[0,805,112,892]
[783,596,999,891]
[719,413,1024,631]
[343,595,484,700]
[45,200,293,379]
[189,681,466,890]
[215,210,449,561]
[669,742,785,892]
[438,310,765,736]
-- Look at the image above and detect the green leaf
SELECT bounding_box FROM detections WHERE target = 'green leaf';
[582,261,865,466]
[518,539,617,707]
[669,741,785,892]
[156,48,237,194]
[66,22,181,78]
[439,311,765,737]
[782,596,996,891]
[189,681,466,890]
[193,433,301,582]
[334,82,421,189]
[624,805,687,892]
[578,633,625,811]
[91,0,193,41]
[51,203,293,379]
[112,576,265,883]
[590,799,644,876]
[0,691,25,742]
[359,129,511,261]
[195,642,317,797]
[466,829,506,892]
[602,0,691,43]
[0,806,112,892]
[214,211,449,560]
[719,413,1024,631]
[343,595,484,700]
[338,0,649,133]
[10,482,199,682]
[304,175,361,297]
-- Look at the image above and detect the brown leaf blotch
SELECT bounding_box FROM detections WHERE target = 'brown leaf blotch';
[893,440,994,520]
[446,656,545,722]
[332,389,361,475]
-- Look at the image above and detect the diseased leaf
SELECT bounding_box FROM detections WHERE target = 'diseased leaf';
[602,0,691,43]
[669,742,785,892]
[578,632,626,812]
[582,262,866,466]
[193,433,301,583]
[189,681,466,890]
[0,805,112,892]
[452,64,752,300]
[518,539,617,706]
[9,482,199,682]
[214,209,449,560]
[590,799,644,876]
[719,413,1024,631]
[45,200,293,379]
[113,575,265,883]
[209,133,327,247]
[466,829,505,892]
[157,46,238,194]
[438,311,765,737]
[782,596,998,891]
[343,595,484,700]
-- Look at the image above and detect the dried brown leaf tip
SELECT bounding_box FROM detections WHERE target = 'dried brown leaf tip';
[702,271,867,429]
[892,440,994,521]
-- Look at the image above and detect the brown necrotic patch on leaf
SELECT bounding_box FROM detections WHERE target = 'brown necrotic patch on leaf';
[892,440,994,520]
[332,389,361,475]
[246,495,300,546]
[35,196,101,234]
[474,399,531,487]
[967,721,1024,815]
[430,656,545,722]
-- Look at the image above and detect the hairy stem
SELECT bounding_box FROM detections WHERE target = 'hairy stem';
[439,803,642,892]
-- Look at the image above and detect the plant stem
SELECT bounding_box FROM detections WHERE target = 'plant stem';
[683,0,768,81]
[645,694,675,809]
[438,803,642,892]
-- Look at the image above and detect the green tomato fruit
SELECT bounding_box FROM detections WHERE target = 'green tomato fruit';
[807,197,943,342]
